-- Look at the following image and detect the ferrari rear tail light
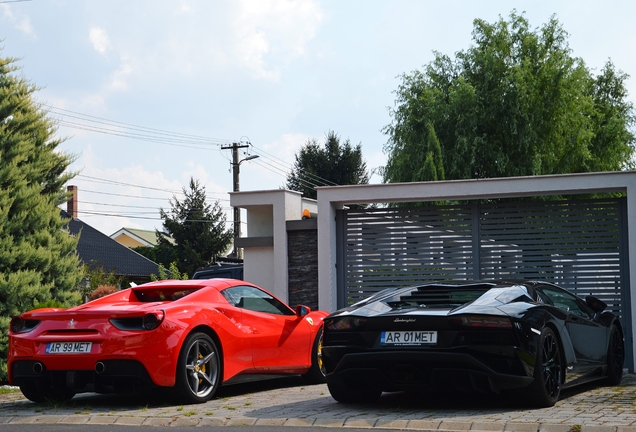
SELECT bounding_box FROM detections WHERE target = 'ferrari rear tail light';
[452,315,512,328]
[142,311,165,330]
[110,310,165,331]
[10,316,40,334]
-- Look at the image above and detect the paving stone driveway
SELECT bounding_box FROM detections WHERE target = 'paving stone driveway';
[0,374,635,431]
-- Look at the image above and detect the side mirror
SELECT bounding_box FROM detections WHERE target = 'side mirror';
[295,305,311,317]
[585,295,607,313]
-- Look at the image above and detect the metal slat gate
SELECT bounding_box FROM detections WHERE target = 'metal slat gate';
[336,198,631,367]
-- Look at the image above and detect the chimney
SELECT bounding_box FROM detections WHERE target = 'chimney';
[67,185,78,218]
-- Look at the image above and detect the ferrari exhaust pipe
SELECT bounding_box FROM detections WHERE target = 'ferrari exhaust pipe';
[32,362,44,375]
[95,362,106,374]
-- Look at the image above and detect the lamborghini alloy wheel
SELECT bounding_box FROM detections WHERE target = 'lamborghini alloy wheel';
[605,324,624,386]
[527,327,562,407]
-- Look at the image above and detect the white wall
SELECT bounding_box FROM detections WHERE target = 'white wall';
[243,247,275,292]
[230,189,305,303]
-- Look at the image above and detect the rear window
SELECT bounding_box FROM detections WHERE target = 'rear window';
[132,288,200,302]
[384,284,492,309]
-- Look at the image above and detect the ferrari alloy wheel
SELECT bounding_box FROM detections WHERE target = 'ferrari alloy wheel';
[302,330,327,383]
[605,324,624,386]
[175,332,221,403]
[527,327,562,407]
[327,380,381,404]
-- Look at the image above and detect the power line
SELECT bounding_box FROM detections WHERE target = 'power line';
[46,105,233,145]
[48,105,347,229]
[249,144,339,187]
[78,200,161,210]
[251,157,329,192]
[75,175,231,201]
[77,175,183,194]
[242,147,330,191]
[77,189,174,201]
[50,105,339,191]
[77,202,234,215]
[50,105,341,190]
[77,210,243,225]
[55,120,222,150]
[76,188,230,205]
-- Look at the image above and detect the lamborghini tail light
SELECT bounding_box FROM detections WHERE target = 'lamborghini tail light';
[451,315,512,328]
[324,316,367,331]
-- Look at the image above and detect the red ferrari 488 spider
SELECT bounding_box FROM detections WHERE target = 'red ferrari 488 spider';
[8,279,328,403]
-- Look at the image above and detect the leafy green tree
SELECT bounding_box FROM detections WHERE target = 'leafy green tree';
[133,239,177,269]
[383,12,635,183]
[286,131,369,200]
[159,178,233,277]
[0,55,83,379]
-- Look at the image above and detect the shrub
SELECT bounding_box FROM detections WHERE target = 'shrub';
[89,285,119,301]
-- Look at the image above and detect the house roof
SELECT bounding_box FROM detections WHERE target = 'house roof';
[62,211,159,278]
[110,227,175,247]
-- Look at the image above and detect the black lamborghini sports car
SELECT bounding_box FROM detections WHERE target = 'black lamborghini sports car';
[322,280,624,407]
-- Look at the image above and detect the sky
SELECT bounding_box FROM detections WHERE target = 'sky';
[2,0,635,237]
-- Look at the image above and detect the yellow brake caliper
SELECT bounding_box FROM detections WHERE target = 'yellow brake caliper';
[199,353,205,384]
[318,339,324,370]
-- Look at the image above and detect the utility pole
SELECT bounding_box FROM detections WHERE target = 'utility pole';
[222,142,258,258]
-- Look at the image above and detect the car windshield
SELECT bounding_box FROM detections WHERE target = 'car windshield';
[132,288,200,302]
[383,284,492,309]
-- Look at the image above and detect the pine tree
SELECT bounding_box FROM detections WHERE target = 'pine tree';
[286,131,369,200]
[159,178,233,277]
[0,55,83,380]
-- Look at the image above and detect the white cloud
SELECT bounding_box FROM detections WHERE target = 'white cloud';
[183,161,230,196]
[179,1,192,13]
[232,0,323,79]
[263,133,309,164]
[61,0,323,104]
[1,4,35,37]
[89,27,111,55]
[109,56,133,90]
